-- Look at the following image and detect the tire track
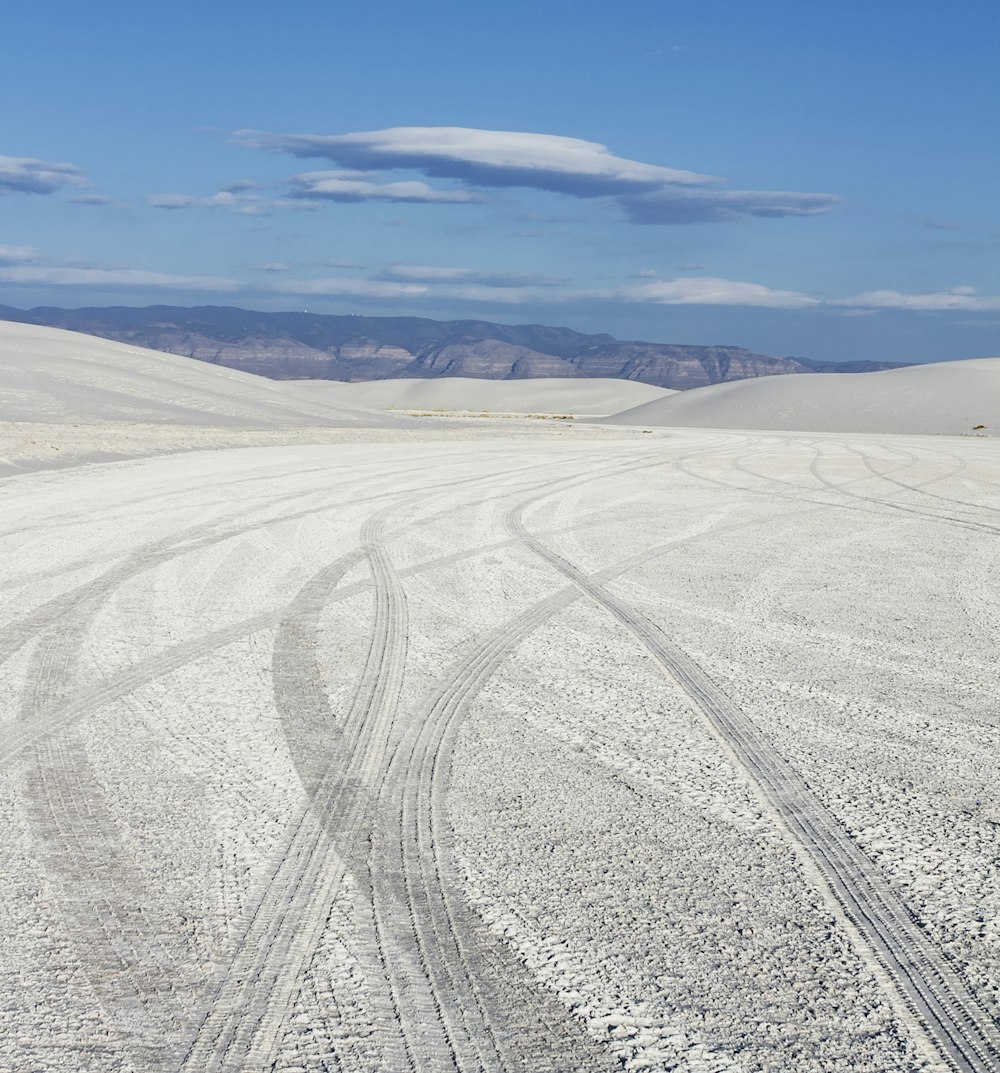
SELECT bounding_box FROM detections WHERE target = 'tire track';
[3,451,627,1073]
[846,442,998,518]
[179,513,409,1073]
[0,439,878,1071]
[205,459,744,1073]
[361,505,789,1073]
[0,451,647,770]
[807,444,1000,537]
[18,596,207,1071]
[506,500,1000,1073]
[675,437,1000,538]
[370,582,621,1073]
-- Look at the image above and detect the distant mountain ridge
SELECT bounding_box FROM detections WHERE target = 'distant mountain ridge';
[0,304,907,390]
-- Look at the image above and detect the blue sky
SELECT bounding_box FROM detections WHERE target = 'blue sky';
[1,0,998,362]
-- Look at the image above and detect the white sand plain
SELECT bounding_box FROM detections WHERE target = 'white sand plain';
[2,322,999,1073]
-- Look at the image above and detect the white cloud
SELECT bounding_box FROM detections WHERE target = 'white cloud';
[288,171,481,204]
[70,193,121,207]
[148,191,242,210]
[236,126,714,194]
[234,125,842,223]
[377,264,565,287]
[609,277,820,309]
[0,244,38,264]
[622,186,842,224]
[270,277,430,298]
[836,287,1000,312]
[266,272,821,310]
[0,264,239,290]
[0,155,87,195]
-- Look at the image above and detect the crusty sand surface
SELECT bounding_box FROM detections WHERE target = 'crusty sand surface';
[3,321,999,1073]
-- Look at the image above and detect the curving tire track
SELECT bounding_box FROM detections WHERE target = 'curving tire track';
[9,436,995,1072]
[844,442,999,519]
[18,595,207,1071]
[370,582,621,1073]
[806,444,1000,537]
[359,503,797,1073]
[506,499,1000,1073]
[180,513,409,1073]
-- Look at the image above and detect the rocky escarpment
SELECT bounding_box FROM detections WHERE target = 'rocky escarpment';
[0,304,907,389]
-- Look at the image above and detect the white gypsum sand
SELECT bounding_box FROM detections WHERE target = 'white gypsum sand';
[603,356,1000,436]
[1,321,999,1073]
[328,375,676,417]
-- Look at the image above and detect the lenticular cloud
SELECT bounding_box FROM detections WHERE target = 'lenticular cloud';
[235,125,842,223]
[235,126,714,197]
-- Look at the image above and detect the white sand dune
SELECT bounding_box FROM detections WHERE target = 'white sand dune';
[312,375,675,416]
[605,357,1000,435]
[0,320,385,427]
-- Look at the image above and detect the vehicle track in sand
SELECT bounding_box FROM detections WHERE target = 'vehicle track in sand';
[4,458,479,1069]
[806,444,1000,537]
[844,442,1000,519]
[10,435,996,1072]
[0,449,557,670]
[18,593,207,1071]
[182,453,755,1073]
[3,442,771,1070]
[0,454,629,769]
[179,512,410,1073]
[506,496,1000,1073]
[354,488,835,1073]
[676,437,999,538]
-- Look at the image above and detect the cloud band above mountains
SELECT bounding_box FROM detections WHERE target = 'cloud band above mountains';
[3,245,995,316]
[233,126,842,223]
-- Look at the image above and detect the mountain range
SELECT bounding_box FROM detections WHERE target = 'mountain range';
[0,304,906,390]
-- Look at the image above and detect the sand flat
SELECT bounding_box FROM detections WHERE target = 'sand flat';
[2,323,999,1073]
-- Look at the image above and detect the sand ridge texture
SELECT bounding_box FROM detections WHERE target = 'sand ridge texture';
[2,322,1000,1073]
[605,356,1000,435]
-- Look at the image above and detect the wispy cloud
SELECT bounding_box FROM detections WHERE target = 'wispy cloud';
[605,277,820,309]
[621,186,842,224]
[146,179,314,215]
[70,193,123,207]
[148,192,238,210]
[288,170,481,204]
[5,243,998,318]
[0,244,38,264]
[0,263,239,290]
[234,125,842,224]
[0,155,87,195]
[376,264,566,287]
[269,277,430,298]
[263,272,819,309]
[835,287,1000,312]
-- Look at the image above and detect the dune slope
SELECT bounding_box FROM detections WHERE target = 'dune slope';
[0,320,382,427]
[605,357,1000,435]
